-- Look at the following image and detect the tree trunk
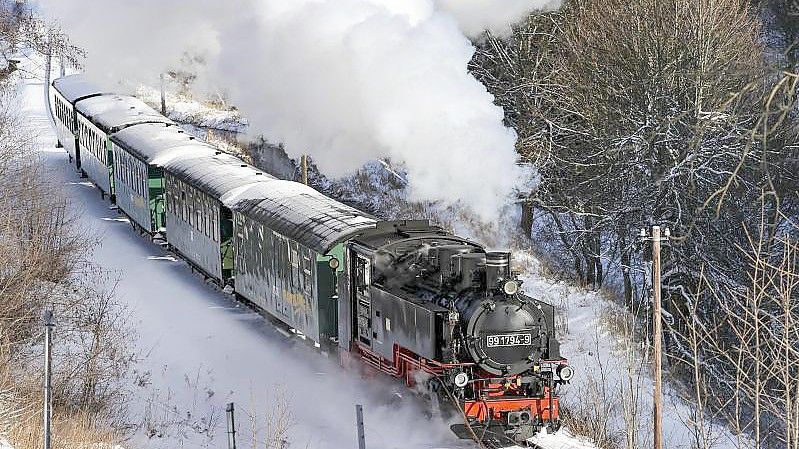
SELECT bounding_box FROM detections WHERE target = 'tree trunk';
[622,248,632,307]
[520,199,534,238]
[591,230,603,287]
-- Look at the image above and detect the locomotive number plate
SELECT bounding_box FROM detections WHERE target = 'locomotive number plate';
[486,333,532,347]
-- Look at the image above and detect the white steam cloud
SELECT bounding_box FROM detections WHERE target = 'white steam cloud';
[37,0,554,220]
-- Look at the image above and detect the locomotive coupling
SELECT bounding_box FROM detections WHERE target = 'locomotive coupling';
[507,410,532,426]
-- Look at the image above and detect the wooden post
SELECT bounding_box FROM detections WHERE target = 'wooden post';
[652,225,663,449]
[301,154,308,185]
[355,404,366,449]
[225,402,237,449]
[43,310,54,449]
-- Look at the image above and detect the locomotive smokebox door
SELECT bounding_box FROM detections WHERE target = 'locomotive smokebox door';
[466,300,546,376]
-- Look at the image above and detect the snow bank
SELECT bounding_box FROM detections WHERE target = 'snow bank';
[136,85,247,134]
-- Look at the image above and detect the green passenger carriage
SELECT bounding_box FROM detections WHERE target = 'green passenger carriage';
[110,123,216,236]
[161,153,274,284]
[49,74,104,172]
[227,181,376,345]
[74,95,171,200]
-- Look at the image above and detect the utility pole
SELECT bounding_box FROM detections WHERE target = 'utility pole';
[355,404,366,449]
[640,226,670,449]
[226,402,237,449]
[43,310,55,449]
[301,154,308,186]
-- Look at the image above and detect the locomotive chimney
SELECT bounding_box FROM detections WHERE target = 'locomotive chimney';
[485,251,511,290]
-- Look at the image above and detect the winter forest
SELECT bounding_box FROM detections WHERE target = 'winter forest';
[1,1,799,449]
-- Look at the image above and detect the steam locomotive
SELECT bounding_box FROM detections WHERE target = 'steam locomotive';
[347,221,572,443]
[49,74,571,446]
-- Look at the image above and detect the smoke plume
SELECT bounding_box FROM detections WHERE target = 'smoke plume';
[37,0,555,220]
[435,0,561,37]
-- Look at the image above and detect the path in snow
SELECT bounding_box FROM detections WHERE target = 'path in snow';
[18,59,595,449]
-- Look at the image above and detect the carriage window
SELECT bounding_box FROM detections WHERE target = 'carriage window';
[197,195,203,231]
[207,200,212,238]
[197,198,203,233]
[302,253,312,294]
[210,204,216,240]
[212,208,218,242]
[272,234,282,278]
[264,231,271,272]
[170,179,177,215]
[201,199,207,236]
[204,198,210,237]
[180,188,187,221]
[289,248,298,288]
[188,190,195,226]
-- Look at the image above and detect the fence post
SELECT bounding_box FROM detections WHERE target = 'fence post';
[355,404,366,449]
[226,402,237,449]
[43,310,54,449]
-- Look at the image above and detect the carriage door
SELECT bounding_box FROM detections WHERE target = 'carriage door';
[352,254,373,348]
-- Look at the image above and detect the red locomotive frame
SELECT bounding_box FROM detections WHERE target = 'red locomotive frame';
[352,341,563,436]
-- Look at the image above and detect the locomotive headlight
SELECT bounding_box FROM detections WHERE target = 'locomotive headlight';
[557,364,575,382]
[328,257,340,270]
[502,279,520,295]
[454,372,469,388]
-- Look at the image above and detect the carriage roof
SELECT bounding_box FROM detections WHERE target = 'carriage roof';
[52,74,104,104]
[111,123,210,164]
[162,152,275,200]
[75,94,172,134]
[224,180,377,254]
